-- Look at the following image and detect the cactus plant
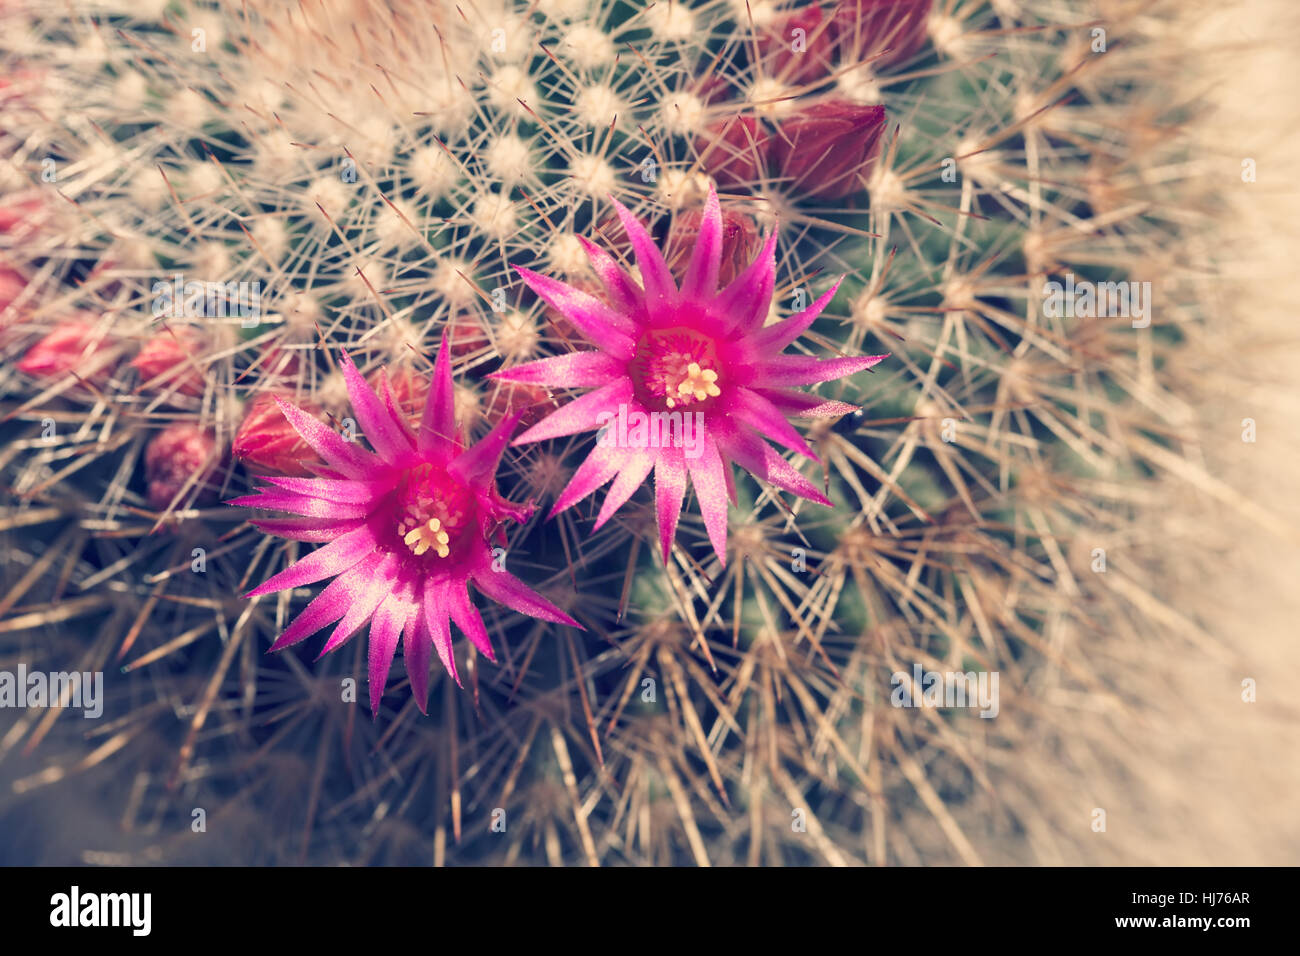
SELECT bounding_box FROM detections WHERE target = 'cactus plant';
[1,0,1291,866]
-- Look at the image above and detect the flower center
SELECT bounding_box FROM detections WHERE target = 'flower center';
[394,463,472,560]
[402,517,451,558]
[632,327,724,411]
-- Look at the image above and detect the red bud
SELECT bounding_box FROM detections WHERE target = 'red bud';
[665,206,761,288]
[697,114,770,190]
[758,6,835,86]
[0,265,26,318]
[257,346,304,386]
[693,74,734,107]
[17,319,116,380]
[447,313,489,358]
[376,365,430,425]
[131,327,205,396]
[232,392,319,477]
[0,68,43,104]
[145,423,221,509]
[0,195,45,236]
[769,101,887,199]
[832,0,931,71]
[485,381,558,430]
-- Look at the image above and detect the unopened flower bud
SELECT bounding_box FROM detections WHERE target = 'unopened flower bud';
[259,346,303,385]
[833,0,932,72]
[376,364,430,425]
[131,326,205,396]
[447,313,489,358]
[232,391,318,477]
[696,114,770,190]
[769,101,887,199]
[0,195,45,236]
[0,265,26,319]
[758,5,835,86]
[665,206,761,288]
[485,381,557,430]
[145,423,221,510]
[693,74,734,106]
[16,318,116,380]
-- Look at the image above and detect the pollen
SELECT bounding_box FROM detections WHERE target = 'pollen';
[401,517,451,558]
[395,464,472,559]
[668,362,721,408]
[633,328,726,410]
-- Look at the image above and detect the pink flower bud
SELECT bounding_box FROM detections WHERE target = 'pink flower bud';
[131,327,205,396]
[232,392,319,477]
[145,423,220,510]
[697,114,771,190]
[447,313,489,358]
[16,319,116,380]
[485,380,557,430]
[0,195,45,236]
[0,68,44,104]
[665,206,761,288]
[758,5,835,86]
[375,365,429,424]
[0,265,26,315]
[769,101,887,199]
[541,276,609,349]
[832,0,931,71]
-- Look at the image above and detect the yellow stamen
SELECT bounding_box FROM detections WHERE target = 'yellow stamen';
[402,517,451,558]
[671,361,722,406]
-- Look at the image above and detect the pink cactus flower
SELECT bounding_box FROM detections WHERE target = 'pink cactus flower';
[494,187,888,566]
[230,337,580,715]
